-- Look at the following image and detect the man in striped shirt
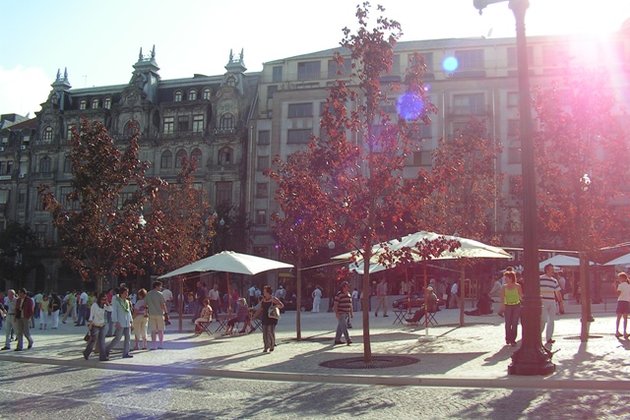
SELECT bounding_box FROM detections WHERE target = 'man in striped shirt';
[333,281,353,345]
[540,263,562,346]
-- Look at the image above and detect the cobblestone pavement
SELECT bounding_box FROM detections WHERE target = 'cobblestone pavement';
[1,303,629,418]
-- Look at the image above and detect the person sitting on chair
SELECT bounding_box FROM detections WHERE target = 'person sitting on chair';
[405,286,438,324]
[194,298,213,336]
[465,292,494,316]
[225,298,251,335]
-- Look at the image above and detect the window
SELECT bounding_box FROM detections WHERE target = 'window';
[255,209,267,226]
[202,88,211,100]
[507,92,519,108]
[160,150,172,169]
[287,129,312,144]
[104,97,112,109]
[34,224,47,245]
[257,155,269,171]
[455,49,484,71]
[177,116,189,132]
[163,117,174,134]
[412,151,433,167]
[39,156,51,173]
[175,149,187,168]
[66,124,75,141]
[267,85,278,99]
[5,160,12,175]
[219,113,234,130]
[0,189,8,205]
[91,98,99,109]
[327,59,349,78]
[116,192,134,209]
[452,93,485,115]
[174,90,182,102]
[272,66,283,82]
[509,175,522,196]
[297,61,321,81]
[215,181,232,206]
[192,115,204,133]
[508,145,522,164]
[1,160,13,175]
[79,100,87,110]
[60,186,79,210]
[507,119,520,138]
[408,52,434,73]
[256,182,269,198]
[420,124,432,139]
[191,148,202,165]
[63,156,72,173]
[188,90,197,101]
[43,126,53,142]
[288,103,313,118]
[258,130,270,145]
[219,147,233,165]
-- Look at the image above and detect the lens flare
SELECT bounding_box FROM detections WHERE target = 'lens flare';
[397,92,425,121]
[442,56,458,72]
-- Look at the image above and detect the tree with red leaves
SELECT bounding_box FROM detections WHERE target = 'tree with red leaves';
[534,71,630,253]
[142,158,215,276]
[269,3,458,363]
[39,118,161,292]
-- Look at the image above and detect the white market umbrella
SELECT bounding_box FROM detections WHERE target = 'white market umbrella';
[604,252,630,266]
[159,251,293,279]
[337,231,511,273]
[159,251,293,315]
[538,254,595,271]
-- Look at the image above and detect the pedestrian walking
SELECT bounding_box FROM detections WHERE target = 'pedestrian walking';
[132,288,149,350]
[540,264,562,347]
[14,288,34,351]
[39,294,50,330]
[83,292,110,361]
[145,280,168,350]
[374,278,389,317]
[311,286,322,313]
[50,293,61,329]
[1,289,17,350]
[333,281,353,345]
[253,285,284,353]
[499,271,522,346]
[106,286,133,359]
[614,272,630,339]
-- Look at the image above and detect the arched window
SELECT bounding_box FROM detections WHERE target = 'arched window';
[39,156,51,173]
[174,90,182,102]
[175,149,187,169]
[218,147,233,165]
[191,148,202,166]
[42,126,53,142]
[104,97,112,109]
[79,100,87,110]
[91,98,99,109]
[160,150,172,169]
[219,113,234,130]
[188,90,197,101]
[202,88,211,100]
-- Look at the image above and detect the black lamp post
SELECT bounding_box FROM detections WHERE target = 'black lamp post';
[474,0,555,375]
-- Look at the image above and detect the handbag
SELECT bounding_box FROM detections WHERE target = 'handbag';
[268,304,280,320]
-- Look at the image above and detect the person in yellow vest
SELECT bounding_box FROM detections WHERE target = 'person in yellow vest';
[500,271,523,347]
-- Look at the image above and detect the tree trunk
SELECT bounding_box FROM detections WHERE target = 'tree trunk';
[295,257,303,341]
[459,266,465,327]
[362,250,372,363]
[579,252,591,341]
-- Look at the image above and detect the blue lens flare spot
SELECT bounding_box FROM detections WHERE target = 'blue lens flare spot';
[442,56,458,72]
[397,92,425,121]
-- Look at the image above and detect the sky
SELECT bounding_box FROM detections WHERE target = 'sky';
[1,0,629,117]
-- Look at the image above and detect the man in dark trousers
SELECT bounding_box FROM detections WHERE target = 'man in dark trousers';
[14,288,34,351]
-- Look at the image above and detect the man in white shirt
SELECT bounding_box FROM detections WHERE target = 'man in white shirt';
[161,287,173,313]
[540,264,563,346]
[75,291,89,326]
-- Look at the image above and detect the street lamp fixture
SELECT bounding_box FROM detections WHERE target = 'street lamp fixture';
[474,0,555,375]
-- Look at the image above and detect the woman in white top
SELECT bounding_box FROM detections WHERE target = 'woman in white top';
[133,288,148,350]
[83,292,110,361]
[615,272,630,339]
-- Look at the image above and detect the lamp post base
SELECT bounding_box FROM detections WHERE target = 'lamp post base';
[508,345,556,375]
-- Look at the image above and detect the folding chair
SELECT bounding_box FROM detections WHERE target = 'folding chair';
[195,321,213,337]
[426,311,438,327]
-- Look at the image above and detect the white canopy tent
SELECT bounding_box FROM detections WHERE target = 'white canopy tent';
[603,252,630,266]
[537,254,596,271]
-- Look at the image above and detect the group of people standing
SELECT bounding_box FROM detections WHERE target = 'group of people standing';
[83,281,169,361]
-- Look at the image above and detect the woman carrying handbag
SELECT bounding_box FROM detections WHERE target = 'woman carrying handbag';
[253,285,284,353]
